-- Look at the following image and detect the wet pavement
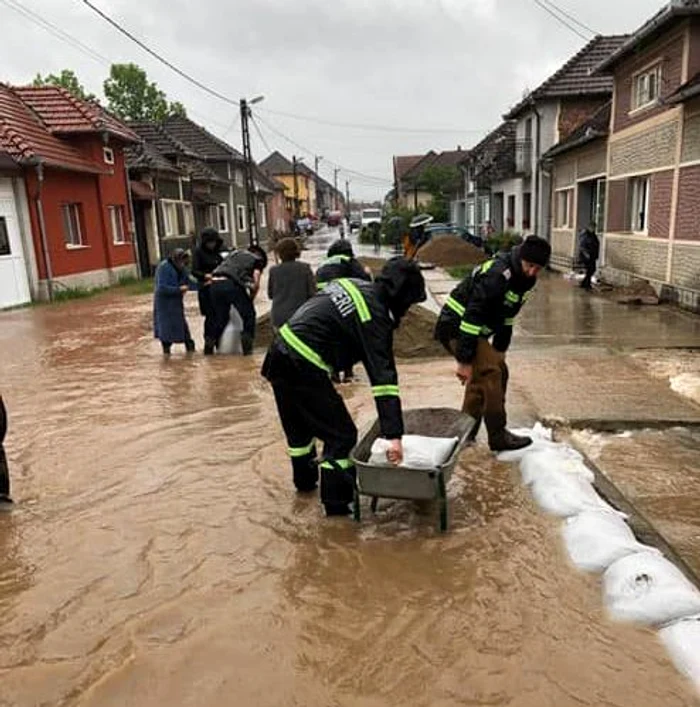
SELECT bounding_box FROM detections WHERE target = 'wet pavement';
[0,227,699,705]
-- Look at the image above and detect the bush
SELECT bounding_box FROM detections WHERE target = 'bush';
[446,265,476,280]
[485,230,523,255]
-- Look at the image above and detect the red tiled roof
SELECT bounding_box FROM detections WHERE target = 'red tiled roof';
[0,85,105,173]
[12,85,138,143]
[394,154,425,181]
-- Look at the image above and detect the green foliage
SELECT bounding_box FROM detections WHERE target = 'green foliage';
[425,194,449,223]
[104,64,187,121]
[33,69,95,101]
[419,165,461,197]
[118,276,154,295]
[486,231,523,255]
[446,265,476,280]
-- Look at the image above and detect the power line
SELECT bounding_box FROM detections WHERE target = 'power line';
[258,106,486,135]
[531,0,592,41]
[250,115,273,156]
[540,0,598,36]
[80,0,239,106]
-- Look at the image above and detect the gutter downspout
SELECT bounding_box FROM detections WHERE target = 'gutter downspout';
[34,163,54,302]
[532,100,542,236]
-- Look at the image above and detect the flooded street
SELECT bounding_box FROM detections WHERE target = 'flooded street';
[1,283,698,706]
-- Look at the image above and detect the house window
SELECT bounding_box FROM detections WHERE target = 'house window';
[633,64,662,111]
[506,195,515,229]
[108,205,126,244]
[217,204,229,233]
[480,197,490,224]
[181,203,194,235]
[103,147,115,165]
[162,201,178,237]
[236,205,247,232]
[62,203,84,247]
[555,189,573,228]
[234,170,244,187]
[523,192,532,230]
[594,179,607,234]
[630,176,650,233]
[467,202,475,229]
[0,216,10,256]
[259,202,267,228]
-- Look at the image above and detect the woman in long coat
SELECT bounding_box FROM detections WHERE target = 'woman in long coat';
[153,249,195,355]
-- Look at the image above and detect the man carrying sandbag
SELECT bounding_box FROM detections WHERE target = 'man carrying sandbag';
[262,258,426,517]
[434,235,551,452]
[206,246,268,356]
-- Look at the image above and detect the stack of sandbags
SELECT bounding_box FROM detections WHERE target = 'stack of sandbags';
[497,424,700,694]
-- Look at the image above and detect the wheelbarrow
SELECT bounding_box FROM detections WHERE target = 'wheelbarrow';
[350,408,473,532]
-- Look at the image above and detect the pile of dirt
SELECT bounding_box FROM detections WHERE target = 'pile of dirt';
[416,235,486,268]
[255,306,448,361]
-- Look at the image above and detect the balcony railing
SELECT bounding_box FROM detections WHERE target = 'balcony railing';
[515,139,533,176]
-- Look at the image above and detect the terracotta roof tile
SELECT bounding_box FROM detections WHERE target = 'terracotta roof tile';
[12,85,138,143]
[393,154,425,181]
[0,85,105,173]
[162,115,243,161]
[505,35,629,119]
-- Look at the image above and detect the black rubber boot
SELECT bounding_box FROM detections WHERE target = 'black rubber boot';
[292,452,319,493]
[185,339,196,353]
[0,447,12,508]
[161,342,172,355]
[488,429,533,452]
[204,338,216,355]
[241,333,254,356]
[321,461,356,517]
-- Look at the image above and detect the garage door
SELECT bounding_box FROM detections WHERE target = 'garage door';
[0,179,31,309]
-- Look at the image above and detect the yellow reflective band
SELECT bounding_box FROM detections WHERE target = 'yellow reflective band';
[481,259,495,273]
[320,459,354,470]
[372,384,400,397]
[317,282,327,290]
[280,324,332,373]
[505,290,520,304]
[460,321,482,336]
[504,318,515,326]
[445,296,466,317]
[323,255,351,266]
[482,326,493,336]
[337,278,371,323]
[288,442,315,458]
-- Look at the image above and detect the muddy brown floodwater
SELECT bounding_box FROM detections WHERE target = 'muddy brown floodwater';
[0,293,698,706]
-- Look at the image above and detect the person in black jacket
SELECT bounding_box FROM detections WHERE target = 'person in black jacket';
[435,236,551,452]
[192,227,224,349]
[316,239,372,383]
[577,223,600,291]
[262,257,426,516]
[208,246,268,355]
[0,395,13,508]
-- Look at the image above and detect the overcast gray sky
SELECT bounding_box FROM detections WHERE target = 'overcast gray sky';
[2,0,663,200]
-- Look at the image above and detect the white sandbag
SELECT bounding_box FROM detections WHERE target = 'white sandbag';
[217,306,243,355]
[520,448,594,486]
[659,615,700,690]
[562,511,659,573]
[603,551,700,626]
[369,435,458,469]
[496,425,581,463]
[529,470,620,518]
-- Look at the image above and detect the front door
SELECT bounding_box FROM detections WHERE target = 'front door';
[0,179,31,309]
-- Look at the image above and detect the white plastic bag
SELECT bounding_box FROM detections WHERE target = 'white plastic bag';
[218,306,243,355]
[529,470,620,518]
[659,615,700,690]
[369,435,458,469]
[603,551,700,626]
[562,511,659,573]
[520,448,594,486]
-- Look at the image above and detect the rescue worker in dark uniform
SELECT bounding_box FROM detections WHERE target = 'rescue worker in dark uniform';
[434,236,551,452]
[0,395,13,507]
[262,258,426,517]
[191,227,224,349]
[316,239,372,383]
[207,246,268,355]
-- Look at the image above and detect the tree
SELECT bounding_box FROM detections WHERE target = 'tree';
[33,69,95,101]
[104,63,187,121]
[419,165,461,223]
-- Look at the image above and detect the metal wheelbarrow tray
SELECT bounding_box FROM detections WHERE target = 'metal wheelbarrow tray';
[350,407,473,532]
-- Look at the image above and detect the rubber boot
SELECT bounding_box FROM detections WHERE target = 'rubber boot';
[185,339,196,353]
[321,460,356,516]
[488,429,532,452]
[241,333,254,356]
[0,448,12,509]
[292,452,319,493]
[161,342,172,356]
[204,338,216,356]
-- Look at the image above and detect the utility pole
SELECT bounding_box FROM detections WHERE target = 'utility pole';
[240,98,260,247]
[292,155,300,220]
[345,180,350,224]
[333,168,340,210]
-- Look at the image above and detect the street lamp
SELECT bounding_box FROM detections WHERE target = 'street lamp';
[240,95,265,247]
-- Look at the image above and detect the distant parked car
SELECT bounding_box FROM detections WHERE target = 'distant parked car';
[349,212,361,231]
[326,211,342,227]
[425,224,484,249]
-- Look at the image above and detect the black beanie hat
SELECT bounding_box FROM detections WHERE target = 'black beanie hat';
[375,257,426,327]
[520,236,551,267]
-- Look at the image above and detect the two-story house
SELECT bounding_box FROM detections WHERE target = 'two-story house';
[260,151,318,220]
[0,84,138,307]
[594,0,700,311]
[494,35,628,240]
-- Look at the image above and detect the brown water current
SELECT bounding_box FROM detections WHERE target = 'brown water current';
[0,293,698,706]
